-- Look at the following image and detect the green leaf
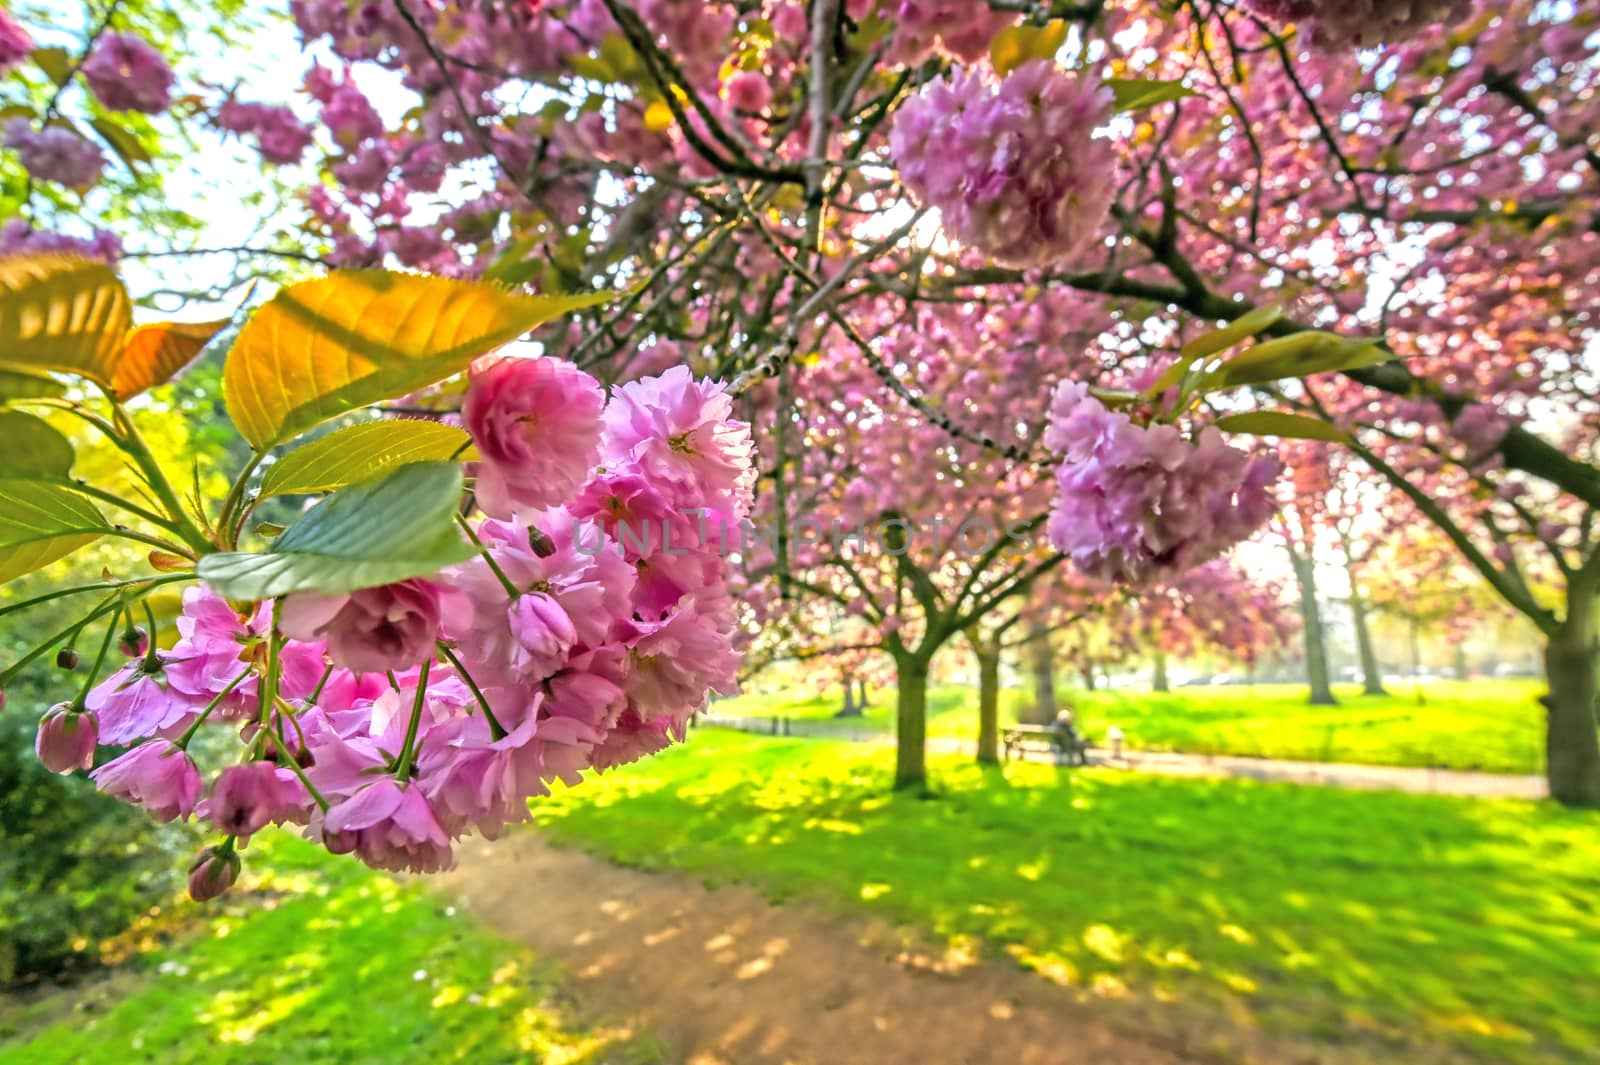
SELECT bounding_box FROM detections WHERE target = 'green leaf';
[990,22,1068,76]
[260,420,476,499]
[0,479,109,583]
[221,269,620,450]
[31,48,73,86]
[0,411,75,478]
[1105,78,1198,113]
[197,462,475,601]
[1198,331,1393,392]
[0,367,66,402]
[0,255,133,384]
[1215,411,1351,443]
[1145,306,1288,398]
[89,116,154,172]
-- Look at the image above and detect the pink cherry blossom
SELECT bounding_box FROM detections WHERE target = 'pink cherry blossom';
[3,120,105,191]
[0,9,31,74]
[82,32,174,113]
[891,61,1117,268]
[1240,0,1473,48]
[206,761,307,840]
[464,355,605,519]
[602,366,757,515]
[91,741,202,823]
[35,705,98,775]
[280,578,454,675]
[321,777,454,873]
[187,846,240,902]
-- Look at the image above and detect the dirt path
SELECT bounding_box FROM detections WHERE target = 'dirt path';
[441,833,1209,1065]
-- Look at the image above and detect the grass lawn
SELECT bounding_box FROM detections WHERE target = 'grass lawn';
[532,729,1599,1065]
[714,678,1547,774]
[0,836,665,1065]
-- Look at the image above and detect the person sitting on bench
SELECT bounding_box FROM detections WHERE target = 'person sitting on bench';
[1049,709,1081,750]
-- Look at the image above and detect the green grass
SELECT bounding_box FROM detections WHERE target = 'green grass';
[532,729,1600,1065]
[715,678,1547,774]
[0,836,665,1065]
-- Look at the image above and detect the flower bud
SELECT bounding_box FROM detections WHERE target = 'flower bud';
[56,647,80,670]
[35,704,98,774]
[188,846,241,902]
[119,625,150,658]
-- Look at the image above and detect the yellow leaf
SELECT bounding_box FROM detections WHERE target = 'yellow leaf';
[0,255,132,385]
[220,270,619,450]
[643,99,675,133]
[112,318,230,399]
[990,22,1068,77]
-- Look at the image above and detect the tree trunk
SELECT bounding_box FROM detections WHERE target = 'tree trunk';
[1543,606,1600,807]
[1152,648,1171,693]
[1348,585,1388,696]
[1079,666,1097,691]
[858,678,870,708]
[893,654,930,792]
[1027,623,1056,723]
[1453,644,1469,682]
[837,674,860,717]
[975,644,1000,765]
[1289,546,1338,706]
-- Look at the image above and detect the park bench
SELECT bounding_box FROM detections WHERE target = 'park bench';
[1002,725,1091,766]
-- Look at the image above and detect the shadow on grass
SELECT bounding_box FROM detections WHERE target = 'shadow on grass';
[533,731,1600,1065]
[0,837,668,1065]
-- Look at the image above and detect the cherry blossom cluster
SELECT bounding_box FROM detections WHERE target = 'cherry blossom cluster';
[36,361,753,896]
[890,60,1117,268]
[1240,0,1474,48]
[0,8,29,73]
[874,0,1017,66]
[1043,382,1282,586]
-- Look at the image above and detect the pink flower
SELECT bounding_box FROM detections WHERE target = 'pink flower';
[188,846,240,902]
[206,762,306,840]
[508,593,578,681]
[622,609,740,723]
[1044,382,1282,586]
[0,9,32,73]
[724,70,772,113]
[1240,0,1472,48]
[321,78,385,146]
[602,367,756,515]
[91,741,202,823]
[217,100,314,165]
[0,219,122,261]
[35,704,97,775]
[322,778,454,873]
[3,120,105,191]
[890,61,1116,268]
[1451,403,1510,456]
[82,32,174,113]
[464,355,605,519]
[280,579,451,675]
[87,654,201,744]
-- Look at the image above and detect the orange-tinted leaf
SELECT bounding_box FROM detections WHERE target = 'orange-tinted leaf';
[112,318,230,399]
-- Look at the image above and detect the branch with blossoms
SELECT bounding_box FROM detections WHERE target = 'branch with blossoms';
[1,258,756,898]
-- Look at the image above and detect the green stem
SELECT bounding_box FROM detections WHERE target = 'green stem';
[74,605,123,707]
[0,574,191,622]
[176,668,253,748]
[307,664,335,707]
[455,514,522,599]
[108,525,194,558]
[438,643,507,740]
[217,451,267,550]
[72,480,185,533]
[99,388,215,556]
[0,593,124,691]
[392,659,431,781]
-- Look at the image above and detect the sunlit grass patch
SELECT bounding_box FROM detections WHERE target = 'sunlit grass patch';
[534,729,1599,1064]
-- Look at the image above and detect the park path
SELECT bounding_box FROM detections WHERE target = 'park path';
[699,716,1547,800]
[440,833,1214,1065]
